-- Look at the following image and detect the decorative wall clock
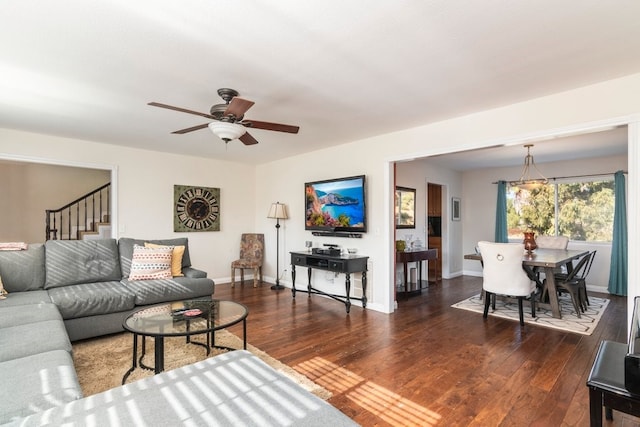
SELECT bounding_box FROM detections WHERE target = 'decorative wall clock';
[173,185,220,232]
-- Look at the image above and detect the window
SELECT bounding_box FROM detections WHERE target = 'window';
[507,179,614,242]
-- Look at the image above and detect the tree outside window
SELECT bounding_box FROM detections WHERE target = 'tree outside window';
[507,179,614,242]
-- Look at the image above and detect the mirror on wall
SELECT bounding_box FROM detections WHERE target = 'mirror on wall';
[395,186,416,229]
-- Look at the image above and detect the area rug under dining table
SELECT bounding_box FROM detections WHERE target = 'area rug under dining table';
[451,293,609,335]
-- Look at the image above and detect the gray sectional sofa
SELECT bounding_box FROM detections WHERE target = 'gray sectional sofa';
[0,238,357,426]
[0,237,215,424]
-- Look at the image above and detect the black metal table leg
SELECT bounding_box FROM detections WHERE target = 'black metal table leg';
[122,333,138,384]
[154,337,164,374]
[138,336,154,371]
[242,318,247,349]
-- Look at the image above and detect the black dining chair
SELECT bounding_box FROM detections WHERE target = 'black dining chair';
[542,251,595,318]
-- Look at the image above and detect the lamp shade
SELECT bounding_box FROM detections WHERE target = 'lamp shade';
[208,121,247,142]
[267,202,288,220]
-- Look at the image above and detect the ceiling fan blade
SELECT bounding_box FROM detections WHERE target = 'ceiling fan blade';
[172,123,209,134]
[148,102,215,120]
[239,132,259,145]
[224,97,255,119]
[242,120,300,134]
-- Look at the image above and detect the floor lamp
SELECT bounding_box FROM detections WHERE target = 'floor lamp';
[267,202,288,290]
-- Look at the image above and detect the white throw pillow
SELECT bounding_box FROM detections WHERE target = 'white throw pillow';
[128,244,173,281]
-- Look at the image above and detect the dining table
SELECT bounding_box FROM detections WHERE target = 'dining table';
[464,248,589,319]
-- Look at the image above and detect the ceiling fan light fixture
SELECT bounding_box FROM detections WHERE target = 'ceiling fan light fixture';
[509,144,548,190]
[208,121,246,142]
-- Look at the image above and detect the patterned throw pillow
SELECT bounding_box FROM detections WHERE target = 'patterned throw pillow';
[144,242,185,277]
[128,244,172,281]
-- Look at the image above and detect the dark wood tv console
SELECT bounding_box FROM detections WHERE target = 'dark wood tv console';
[290,251,368,313]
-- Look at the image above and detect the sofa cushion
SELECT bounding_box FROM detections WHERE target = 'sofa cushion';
[0,320,71,362]
[0,290,51,307]
[9,350,358,427]
[121,277,214,305]
[182,266,208,279]
[128,244,173,280]
[0,302,61,328]
[0,244,45,292]
[119,237,192,279]
[0,350,83,425]
[47,281,136,319]
[45,239,122,289]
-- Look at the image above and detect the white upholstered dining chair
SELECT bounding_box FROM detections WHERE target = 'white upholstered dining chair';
[478,241,537,326]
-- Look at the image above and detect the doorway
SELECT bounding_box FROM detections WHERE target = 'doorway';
[427,183,443,282]
[0,158,115,243]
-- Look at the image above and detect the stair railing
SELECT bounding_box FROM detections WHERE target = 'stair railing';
[46,183,110,241]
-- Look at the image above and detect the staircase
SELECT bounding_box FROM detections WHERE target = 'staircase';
[46,183,111,241]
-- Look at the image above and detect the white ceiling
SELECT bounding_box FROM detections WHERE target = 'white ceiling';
[428,126,629,171]
[1,1,639,166]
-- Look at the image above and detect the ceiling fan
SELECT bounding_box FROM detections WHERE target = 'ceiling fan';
[148,88,300,145]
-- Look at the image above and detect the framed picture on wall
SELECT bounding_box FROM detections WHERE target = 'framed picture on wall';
[452,197,461,221]
[395,186,416,229]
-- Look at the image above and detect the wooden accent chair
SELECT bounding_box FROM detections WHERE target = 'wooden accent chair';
[231,233,264,288]
[478,241,537,326]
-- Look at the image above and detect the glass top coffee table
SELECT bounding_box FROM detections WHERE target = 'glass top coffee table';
[122,298,248,384]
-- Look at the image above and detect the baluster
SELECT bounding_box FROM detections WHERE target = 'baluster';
[83,197,87,238]
[92,193,96,232]
[106,186,110,222]
[76,203,80,240]
[45,210,51,241]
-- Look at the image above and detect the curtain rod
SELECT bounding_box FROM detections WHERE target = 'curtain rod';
[492,170,627,184]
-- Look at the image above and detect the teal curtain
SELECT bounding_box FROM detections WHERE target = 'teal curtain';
[608,170,627,296]
[495,180,508,243]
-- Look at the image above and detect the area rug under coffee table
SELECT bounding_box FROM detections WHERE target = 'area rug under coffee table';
[73,329,331,399]
[451,293,609,335]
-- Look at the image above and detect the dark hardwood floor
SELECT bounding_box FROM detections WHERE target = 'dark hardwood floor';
[216,275,634,426]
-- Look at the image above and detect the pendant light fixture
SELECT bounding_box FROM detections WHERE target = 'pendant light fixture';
[510,144,548,190]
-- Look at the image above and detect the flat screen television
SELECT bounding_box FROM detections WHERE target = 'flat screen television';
[305,175,367,233]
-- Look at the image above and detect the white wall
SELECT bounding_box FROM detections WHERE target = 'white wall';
[0,130,256,283]
[256,72,640,316]
[461,154,627,293]
[2,72,640,319]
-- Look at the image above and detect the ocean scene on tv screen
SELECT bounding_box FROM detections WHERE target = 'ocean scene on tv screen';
[305,177,365,229]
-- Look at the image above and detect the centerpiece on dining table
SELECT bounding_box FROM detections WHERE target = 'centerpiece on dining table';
[523,230,538,254]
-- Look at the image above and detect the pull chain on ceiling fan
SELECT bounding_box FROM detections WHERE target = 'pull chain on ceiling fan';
[148,88,300,146]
